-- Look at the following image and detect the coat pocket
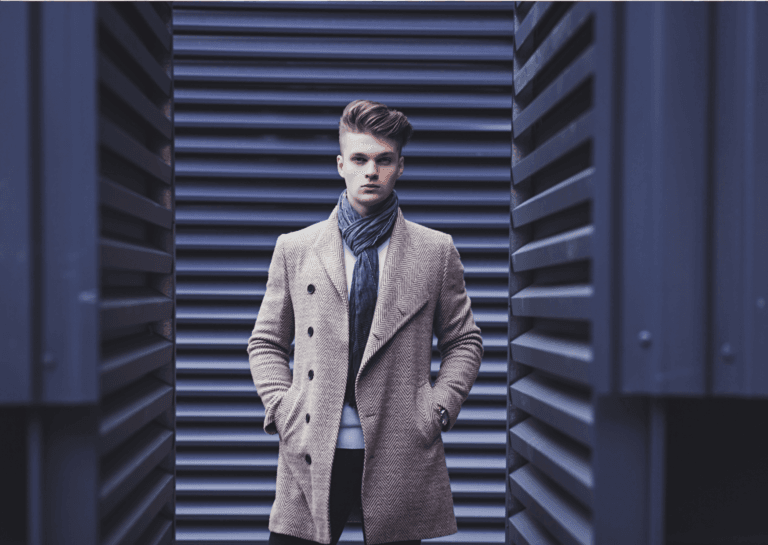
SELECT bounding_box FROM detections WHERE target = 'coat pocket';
[417,381,441,447]
[274,385,303,443]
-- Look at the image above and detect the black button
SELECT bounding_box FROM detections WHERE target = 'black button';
[306,413,310,423]
[307,284,315,294]
[308,369,314,380]
[305,454,312,465]
[308,327,314,337]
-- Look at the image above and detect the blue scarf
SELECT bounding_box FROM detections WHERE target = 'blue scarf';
[337,189,399,408]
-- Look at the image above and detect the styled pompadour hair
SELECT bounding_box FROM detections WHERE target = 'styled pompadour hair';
[339,100,413,155]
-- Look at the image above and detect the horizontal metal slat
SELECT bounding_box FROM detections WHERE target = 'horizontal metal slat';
[174,111,509,133]
[173,87,511,109]
[174,207,508,229]
[174,61,513,87]
[101,470,174,545]
[509,463,592,545]
[100,378,174,455]
[175,159,510,182]
[512,225,593,272]
[175,329,509,351]
[101,237,173,273]
[101,335,174,395]
[99,55,172,140]
[174,183,509,205]
[99,3,172,96]
[175,1,510,11]
[173,9,514,37]
[100,424,174,516]
[515,2,554,49]
[512,110,592,186]
[175,35,512,62]
[175,353,506,379]
[174,135,509,158]
[510,329,591,386]
[101,119,172,185]
[175,400,504,426]
[514,45,594,138]
[175,279,506,304]
[176,499,272,521]
[509,509,559,545]
[175,256,270,277]
[174,526,505,545]
[510,418,592,507]
[511,284,592,321]
[101,290,173,330]
[133,3,171,52]
[176,377,505,403]
[514,2,593,94]
[174,231,508,255]
[509,373,593,446]
[100,177,173,228]
[175,450,504,475]
[176,426,504,450]
[512,167,593,227]
[175,304,506,328]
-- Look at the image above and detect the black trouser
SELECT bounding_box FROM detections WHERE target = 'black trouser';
[269,449,420,545]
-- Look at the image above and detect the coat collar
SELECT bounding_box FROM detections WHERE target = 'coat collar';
[312,205,428,373]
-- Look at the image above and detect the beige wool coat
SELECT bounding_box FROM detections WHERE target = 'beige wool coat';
[247,206,483,544]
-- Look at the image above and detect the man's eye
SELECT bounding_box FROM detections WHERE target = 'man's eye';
[379,159,392,165]
[353,158,366,164]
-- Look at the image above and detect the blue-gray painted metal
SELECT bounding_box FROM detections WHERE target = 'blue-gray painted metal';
[509,2,599,543]
[711,3,768,396]
[0,2,34,403]
[0,3,176,543]
[173,3,511,543]
[620,3,710,395]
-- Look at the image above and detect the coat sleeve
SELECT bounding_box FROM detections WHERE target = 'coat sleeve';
[431,236,484,431]
[247,235,295,435]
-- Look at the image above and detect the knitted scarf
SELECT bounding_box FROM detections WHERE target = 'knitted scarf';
[337,189,399,408]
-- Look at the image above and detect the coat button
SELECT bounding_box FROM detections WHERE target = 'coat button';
[308,327,314,337]
[306,413,310,423]
[307,284,315,294]
[305,454,312,465]
[308,369,314,380]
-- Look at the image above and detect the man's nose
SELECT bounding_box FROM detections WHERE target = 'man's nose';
[364,161,378,178]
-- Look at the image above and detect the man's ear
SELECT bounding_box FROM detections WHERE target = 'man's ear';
[398,155,405,178]
[336,155,344,178]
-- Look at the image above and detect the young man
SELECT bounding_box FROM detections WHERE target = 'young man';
[248,100,483,545]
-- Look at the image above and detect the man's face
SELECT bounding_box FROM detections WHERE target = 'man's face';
[337,131,404,217]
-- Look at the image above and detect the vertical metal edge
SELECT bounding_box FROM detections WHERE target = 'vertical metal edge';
[750,3,768,396]
[647,398,666,545]
[0,2,33,403]
[591,1,619,394]
[40,2,99,403]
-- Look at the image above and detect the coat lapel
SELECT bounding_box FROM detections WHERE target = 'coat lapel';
[312,206,348,307]
[359,209,429,375]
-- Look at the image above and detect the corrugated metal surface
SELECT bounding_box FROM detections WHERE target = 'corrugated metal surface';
[509,2,595,543]
[97,3,176,544]
[172,2,511,543]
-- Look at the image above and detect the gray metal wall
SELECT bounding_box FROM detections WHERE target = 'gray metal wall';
[508,3,768,545]
[0,3,175,544]
[171,2,512,543]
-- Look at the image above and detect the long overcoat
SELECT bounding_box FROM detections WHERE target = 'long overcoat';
[247,206,483,544]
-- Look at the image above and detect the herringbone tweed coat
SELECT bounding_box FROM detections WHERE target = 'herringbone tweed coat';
[247,206,483,544]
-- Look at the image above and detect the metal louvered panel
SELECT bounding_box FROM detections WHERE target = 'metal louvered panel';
[97,3,175,544]
[509,2,597,544]
[172,3,511,543]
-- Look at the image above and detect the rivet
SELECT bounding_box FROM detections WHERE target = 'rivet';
[638,330,652,347]
[721,343,735,362]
